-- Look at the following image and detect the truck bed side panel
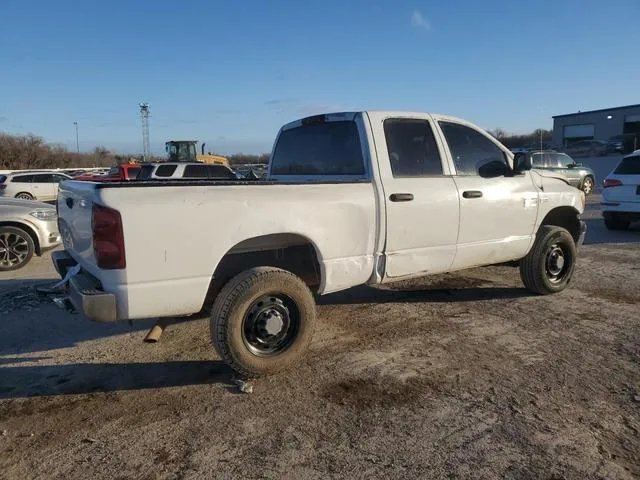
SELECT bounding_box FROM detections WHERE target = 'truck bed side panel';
[59,181,377,320]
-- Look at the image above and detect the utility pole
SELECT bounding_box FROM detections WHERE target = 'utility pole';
[73,121,79,153]
[139,103,150,162]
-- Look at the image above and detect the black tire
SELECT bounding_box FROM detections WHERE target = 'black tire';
[603,212,630,231]
[0,226,35,271]
[519,226,576,295]
[15,192,34,200]
[581,176,594,195]
[210,267,316,378]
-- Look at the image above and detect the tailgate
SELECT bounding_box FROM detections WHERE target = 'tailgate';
[57,180,100,273]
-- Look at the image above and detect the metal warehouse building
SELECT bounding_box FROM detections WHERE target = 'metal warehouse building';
[552,103,640,150]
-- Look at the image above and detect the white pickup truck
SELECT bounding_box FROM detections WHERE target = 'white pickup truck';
[53,111,586,377]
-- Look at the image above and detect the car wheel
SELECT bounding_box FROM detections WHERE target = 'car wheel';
[581,176,594,195]
[603,212,630,231]
[0,226,35,271]
[15,192,34,200]
[210,267,317,378]
[519,226,577,295]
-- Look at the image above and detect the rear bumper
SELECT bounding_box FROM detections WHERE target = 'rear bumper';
[52,250,118,323]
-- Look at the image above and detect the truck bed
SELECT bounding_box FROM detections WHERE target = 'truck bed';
[57,179,379,320]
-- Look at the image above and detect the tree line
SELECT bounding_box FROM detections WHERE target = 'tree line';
[0,132,271,171]
[488,128,553,148]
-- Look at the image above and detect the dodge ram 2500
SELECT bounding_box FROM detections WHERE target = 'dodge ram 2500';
[52,111,587,377]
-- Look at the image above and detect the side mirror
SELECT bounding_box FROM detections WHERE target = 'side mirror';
[478,159,509,178]
[513,153,532,174]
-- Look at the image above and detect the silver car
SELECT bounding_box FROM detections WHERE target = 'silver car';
[0,198,61,271]
[0,171,72,201]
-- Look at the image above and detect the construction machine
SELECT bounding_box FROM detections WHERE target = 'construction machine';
[165,140,230,167]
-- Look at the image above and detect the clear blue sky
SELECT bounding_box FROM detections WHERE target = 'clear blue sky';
[1,0,639,155]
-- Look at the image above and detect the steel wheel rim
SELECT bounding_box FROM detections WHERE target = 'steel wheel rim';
[16,194,32,200]
[0,231,30,268]
[545,243,568,283]
[583,178,593,194]
[242,294,300,357]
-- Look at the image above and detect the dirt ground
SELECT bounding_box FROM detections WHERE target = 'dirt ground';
[1,196,639,480]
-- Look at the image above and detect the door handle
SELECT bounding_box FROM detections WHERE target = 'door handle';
[389,193,414,202]
[462,190,483,199]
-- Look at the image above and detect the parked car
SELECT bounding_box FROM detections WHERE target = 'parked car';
[601,152,640,230]
[136,162,236,181]
[0,198,61,271]
[563,140,608,157]
[52,110,586,378]
[607,134,638,155]
[0,171,71,202]
[523,150,596,195]
[73,164,141,182]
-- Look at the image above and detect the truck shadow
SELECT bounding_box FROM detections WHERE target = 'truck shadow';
[0,359,232,399]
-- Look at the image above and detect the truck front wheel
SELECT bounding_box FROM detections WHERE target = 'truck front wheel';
[519,225,577,295]
[210,267,317,377]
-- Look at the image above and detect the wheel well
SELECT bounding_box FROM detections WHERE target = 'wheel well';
[540,207,581,243]
[0,221,41,255]
[201,234,321,313]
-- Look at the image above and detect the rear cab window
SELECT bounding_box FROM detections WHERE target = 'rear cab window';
[269,115,366,179]
[383,119,444,177]
[614,155,640,175]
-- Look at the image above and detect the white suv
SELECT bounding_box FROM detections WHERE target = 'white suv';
[601,152,640,230]
[136,162,236,181]
[0,171,72,202]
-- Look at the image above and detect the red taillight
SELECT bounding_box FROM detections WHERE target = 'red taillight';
[92,204,126,269]
[603,178,623,188]
[0,184,6,190]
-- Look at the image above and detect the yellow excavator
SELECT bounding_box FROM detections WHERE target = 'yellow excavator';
[165,140,230,167]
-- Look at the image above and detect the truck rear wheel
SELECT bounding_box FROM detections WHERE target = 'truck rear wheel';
[210,267,316,378]
[519,225,576,295]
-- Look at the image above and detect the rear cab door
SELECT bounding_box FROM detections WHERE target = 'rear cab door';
[433,115,539,268]
[366,112,460,280]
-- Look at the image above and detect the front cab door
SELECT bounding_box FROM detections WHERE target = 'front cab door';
[434,117,540,269]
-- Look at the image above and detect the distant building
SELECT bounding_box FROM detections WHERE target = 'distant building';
[552,104,640,150]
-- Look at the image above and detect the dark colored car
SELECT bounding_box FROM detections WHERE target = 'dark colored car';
[563,140,608,157]
[607,134,638,155]
[525,150,596,195]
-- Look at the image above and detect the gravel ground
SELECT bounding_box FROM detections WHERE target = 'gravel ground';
[0,197,639,480]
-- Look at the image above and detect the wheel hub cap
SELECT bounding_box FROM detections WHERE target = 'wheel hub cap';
[260,310,284,336]
[546,246,565,278]
[243,295,299,357]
